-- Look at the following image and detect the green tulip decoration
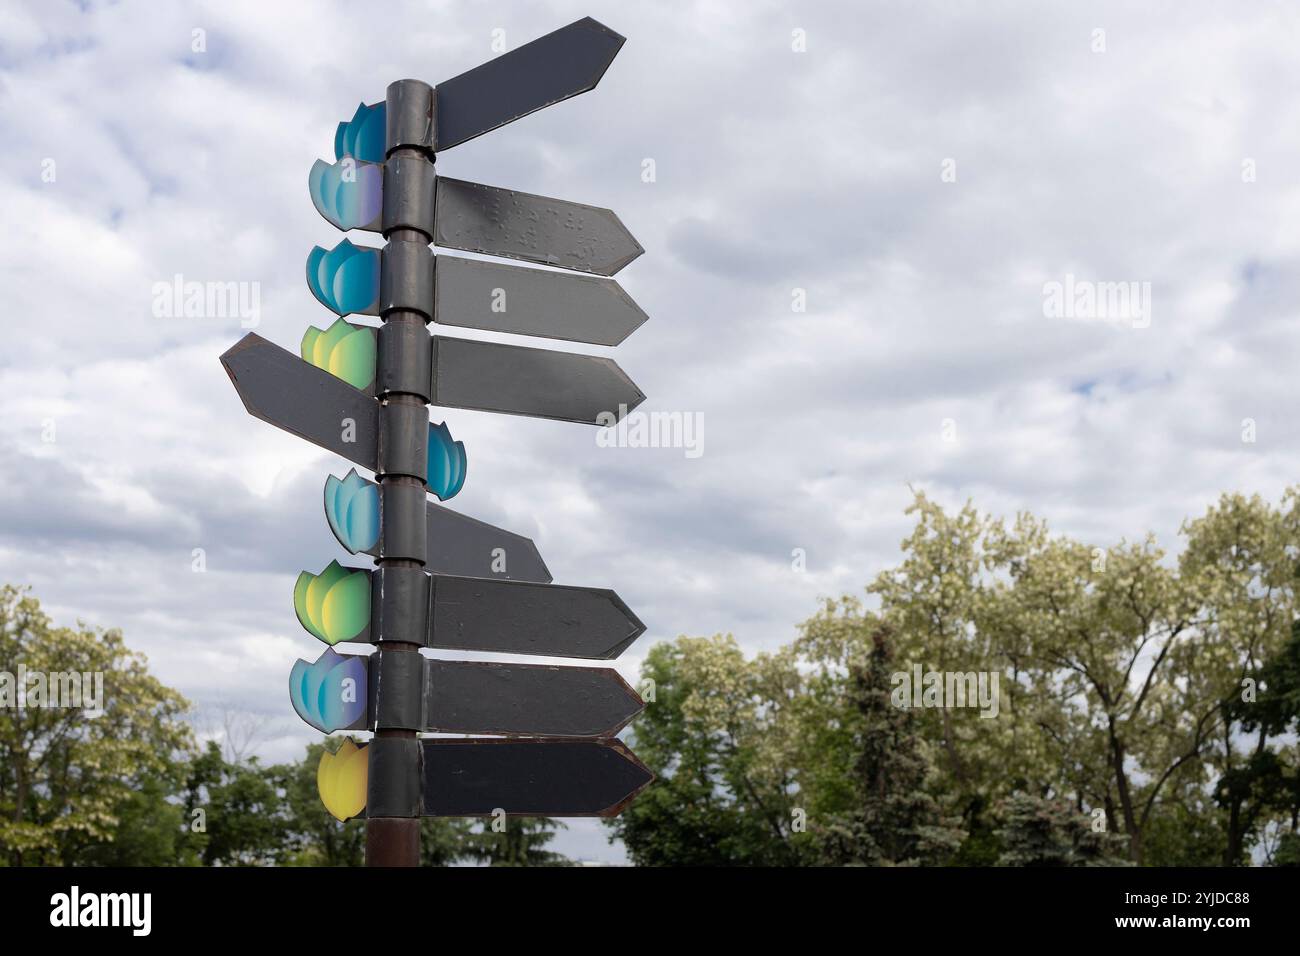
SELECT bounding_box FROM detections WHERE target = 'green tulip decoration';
[293,560,370,645]
[301,318,376,391]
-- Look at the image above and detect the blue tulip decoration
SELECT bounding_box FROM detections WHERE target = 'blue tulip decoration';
[309,157,383,231]
[324,469,380,554]
[428,422,467,501]
[289,648,367,733]
[335,102,386,163]
[306,239,380,317]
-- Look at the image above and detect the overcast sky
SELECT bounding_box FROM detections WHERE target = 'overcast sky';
[4,0,1300,862]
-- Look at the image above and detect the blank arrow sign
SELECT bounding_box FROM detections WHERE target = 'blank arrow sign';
[425,660,645,737]
[431,336,644,425]
[435,255,648,346]
[435,176,643,276]
[429,575,645,660]
[422,739,653,816]
[220,333,379,470]
[435,17,626,151]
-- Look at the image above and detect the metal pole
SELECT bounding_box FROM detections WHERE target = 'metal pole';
[366,79,437,867]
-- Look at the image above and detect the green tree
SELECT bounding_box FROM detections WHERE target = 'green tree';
[273,740,365,866]
[466,818,567,866]
[0,586,192,865]
[1217,619,1300,864]
[815,626,964,865]
[183,740,286,866]
[609,636,818,865]
[995,794,1128,866]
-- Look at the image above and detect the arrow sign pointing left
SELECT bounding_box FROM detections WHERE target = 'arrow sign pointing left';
[221,333,379,470]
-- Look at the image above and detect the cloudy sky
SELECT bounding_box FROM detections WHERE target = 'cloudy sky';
[4,0,1300,861]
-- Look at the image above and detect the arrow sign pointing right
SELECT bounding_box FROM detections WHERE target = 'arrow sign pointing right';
[432,335,644,425]
[434,17,626,151]
[426,660,645,737]
[434,254,647,345]
[289,651,643,738]
[422,739,652,816]
[435,176,643,276]
[327,468,552,583]
[430,574,645,660]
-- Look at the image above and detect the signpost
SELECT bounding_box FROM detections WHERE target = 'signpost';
[221,16,652,865]
[290,649,646,738]
[306,242,648,346]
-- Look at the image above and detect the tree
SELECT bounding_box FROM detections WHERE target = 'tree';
[608,636,818,866]
[466,818,567,867]
[182,740,286,866]
[995,794,1128,866]
[815,626,964,865]
[1216,619,1300,864]
[0,586,193,866]
[273,740,365,866]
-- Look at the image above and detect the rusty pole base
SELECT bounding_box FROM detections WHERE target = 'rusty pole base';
[366,817,421,867]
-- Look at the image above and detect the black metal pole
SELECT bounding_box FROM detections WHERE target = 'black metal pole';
[366,79,438,867]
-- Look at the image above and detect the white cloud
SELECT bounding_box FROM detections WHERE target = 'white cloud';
[3,0,1300,862]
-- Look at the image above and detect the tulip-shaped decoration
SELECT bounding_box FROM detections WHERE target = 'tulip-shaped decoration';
[318,737,368,822]
[306,239,380,317]
[334,101,386,163]
[293,560,370,645]
[301,318,376,391]
[309,156,383,231]
[428,421,467,501]
[324,469,380,554]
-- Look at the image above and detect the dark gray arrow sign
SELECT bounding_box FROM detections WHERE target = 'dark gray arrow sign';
[221,333,378,470]
[295,653,642,737]
[426,660,644,737]
[434,17,626,152]
[425,502,550,583]
[429,574,644,660]
[431,335,644,425]
[337,470,551,582]
[305,247,649,345]
[435,176,643,276]
[434,254,647,345]
[422,738,652,816]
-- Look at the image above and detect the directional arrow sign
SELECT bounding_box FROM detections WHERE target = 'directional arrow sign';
[422,739,652,816]
[306,241,647,345]
[326,468,552,582]
[434,254,646,345]
[424,501,551,582]
[434,17,626,152]
[432,335,644,425]
[221,333,379,470]
[307,168,646,276]
[429,574,644,660]
[224,332,480,488]
[435,176,642,276]
[290,652,642,738]
[426,660,644,737]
